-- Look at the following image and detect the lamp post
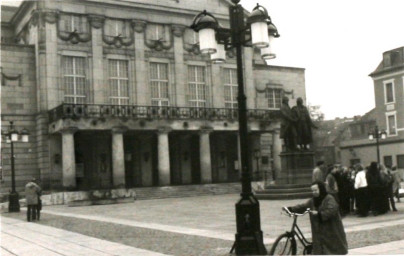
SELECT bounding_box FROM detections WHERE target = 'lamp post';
[191,1,279,254]
[2,121,30,212]
[368,125,387,164]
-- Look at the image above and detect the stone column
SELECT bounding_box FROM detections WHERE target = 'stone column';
[172,25,186,106]
[132,20,148,105]
[200,128,213,183]
[272,129,283,180]
[157,127,171,186]
[61,127,78,188]
[89,15,105,104]
[112,127,127,187]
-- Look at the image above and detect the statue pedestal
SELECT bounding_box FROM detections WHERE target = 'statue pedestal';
[276,151,315,185]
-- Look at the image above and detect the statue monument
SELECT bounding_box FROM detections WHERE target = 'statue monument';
[292,97,317,150]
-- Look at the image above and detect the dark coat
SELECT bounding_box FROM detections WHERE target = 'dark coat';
[290,195,348,255]
[25,181,41,205]
[292,105,314,144]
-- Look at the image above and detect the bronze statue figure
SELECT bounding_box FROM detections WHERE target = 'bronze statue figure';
[280,96,297,151]
[292,97,317,150]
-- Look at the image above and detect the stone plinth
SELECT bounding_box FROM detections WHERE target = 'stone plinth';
[277,151,315,185]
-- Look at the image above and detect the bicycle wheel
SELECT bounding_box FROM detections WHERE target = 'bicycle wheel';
[269,233,297,255]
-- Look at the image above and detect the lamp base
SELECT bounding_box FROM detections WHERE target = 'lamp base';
[8,191,20,212]
[232,194,267,255]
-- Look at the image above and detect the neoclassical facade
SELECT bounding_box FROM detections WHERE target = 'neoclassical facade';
[1,0,306,194]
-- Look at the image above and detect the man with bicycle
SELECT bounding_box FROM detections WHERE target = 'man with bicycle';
[282,182,348,255]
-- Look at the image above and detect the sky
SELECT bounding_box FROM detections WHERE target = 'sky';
[2,0,403,120]
[241,0,404,120]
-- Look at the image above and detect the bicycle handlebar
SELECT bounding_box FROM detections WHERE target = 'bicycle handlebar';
[282,206,311,217]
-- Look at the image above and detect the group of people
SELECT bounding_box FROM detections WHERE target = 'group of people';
[25,178,42,222]
[312,160,402,217]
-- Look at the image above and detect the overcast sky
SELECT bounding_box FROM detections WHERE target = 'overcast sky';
[241,0,404,119]
[2,0,403,120]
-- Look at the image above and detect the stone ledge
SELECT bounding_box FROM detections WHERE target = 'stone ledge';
[68,197,135,207]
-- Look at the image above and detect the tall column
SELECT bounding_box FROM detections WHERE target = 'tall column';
[132,20,148,105]
[112,127,127,187]
[157,127,171,186]
[200,128,213,183]
[61,127,78,188]
[272,129,282,180]
[89,15,105,104]
[172,25,186,106]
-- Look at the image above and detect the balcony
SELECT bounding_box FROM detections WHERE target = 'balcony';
[48,104,281,123]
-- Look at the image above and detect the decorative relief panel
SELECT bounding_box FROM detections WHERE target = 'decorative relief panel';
[183,28,200,54]
[103,18,134,48]
[145,23,172,51]
[1,72,22,87]
[58,13,91,44]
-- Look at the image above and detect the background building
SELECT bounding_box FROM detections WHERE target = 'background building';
[338,47,404,173]
[0,0,307,197]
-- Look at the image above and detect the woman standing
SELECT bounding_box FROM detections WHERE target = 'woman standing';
[366,162,389,215]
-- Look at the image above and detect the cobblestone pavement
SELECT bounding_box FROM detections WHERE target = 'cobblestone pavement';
[2,194,404,255]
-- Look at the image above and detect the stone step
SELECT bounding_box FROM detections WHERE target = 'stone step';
[255,192,312,200]
[255,187,311,194]
[265,183,311,189]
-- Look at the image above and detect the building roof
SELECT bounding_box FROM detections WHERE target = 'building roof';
[369,46,404,77]
[1,5,18,23]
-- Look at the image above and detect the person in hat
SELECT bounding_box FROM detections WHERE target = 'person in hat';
[25,178,41,221]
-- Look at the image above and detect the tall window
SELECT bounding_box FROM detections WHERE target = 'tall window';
[188,65,207,107]
[387,114,397,135]
[150,62,169,106]
[223,68,238,108]
[397,155,404,169]
[265,88,282,109]
[384,81,395,103]
[108,59,129,105]
[62,56,87,104]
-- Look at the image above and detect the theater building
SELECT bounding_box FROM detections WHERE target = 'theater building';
[1,0,306,195]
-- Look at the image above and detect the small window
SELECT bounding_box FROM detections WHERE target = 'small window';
[384,82,395,103]
[387,114,397,135]
[384,156,393,169]
[397,155,404,169]
[265,88,282,109]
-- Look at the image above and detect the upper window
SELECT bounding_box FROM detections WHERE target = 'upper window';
[223,68,238,109]
[59,14,87,33]
[265,88,282,109]
[108,59,129,105]
[384,80,395,104]
[386,113,397,135]
[150,62,169,106]
[188,65,207,107]
[62,56,87,104]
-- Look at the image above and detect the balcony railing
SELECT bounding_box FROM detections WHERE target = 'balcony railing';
[48,104,281,123]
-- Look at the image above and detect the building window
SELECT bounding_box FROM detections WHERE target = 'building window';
[188,65,207,107]
[386,113,397,135]
[223,68,238,109]
[397,155,404,169]
[60,14,87,33]
[384,81,395,104]
[384,155,393,168]
[108,59,129,105]
[265,88,282,109]
[150,62,169,106]
[62,56,87,104]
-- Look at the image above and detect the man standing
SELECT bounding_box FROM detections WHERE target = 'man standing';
[25,178,41,222]
[312,161,325,183]
[325,166,339,203]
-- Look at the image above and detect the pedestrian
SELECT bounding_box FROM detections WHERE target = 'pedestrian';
[354,164,369,217]
[391,166,402,203]
[380,164,397,211]
[366,162,389,216]
[25,178,41,221]
[285,181,348,255]
[339,167,352,216]
[312,161,325,183]
[325,165,339,203]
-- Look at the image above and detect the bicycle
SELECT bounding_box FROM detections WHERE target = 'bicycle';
[269,207,313,255]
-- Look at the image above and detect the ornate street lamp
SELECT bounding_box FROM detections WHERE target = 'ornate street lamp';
[368,125,387,164]
[2,121,30,212]
[191,1,279,254]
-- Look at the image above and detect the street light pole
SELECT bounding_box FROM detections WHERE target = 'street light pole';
[368,125,386,164]
[191,1,279,254]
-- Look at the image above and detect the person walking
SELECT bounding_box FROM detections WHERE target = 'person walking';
[312,161,325,183]
[325,165,339,203]
[25,178,41,222]
[354,164,369,217]
[380,164,397,211]
[285,181,348,255]
[339,167,352,216]
[391,166,402,203]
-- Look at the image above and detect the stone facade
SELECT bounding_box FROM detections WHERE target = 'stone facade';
[1,0,306,196]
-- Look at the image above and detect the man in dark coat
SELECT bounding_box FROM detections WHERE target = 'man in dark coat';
[287,182,348,255]
[25,178,41,222]
[280,96,297,151]
[291,97,317,149]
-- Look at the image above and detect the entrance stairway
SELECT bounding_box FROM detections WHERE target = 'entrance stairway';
[254,183,312,200]
[134,183,242,200]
